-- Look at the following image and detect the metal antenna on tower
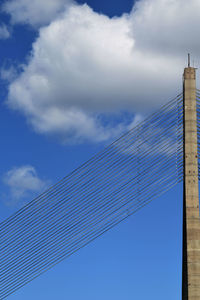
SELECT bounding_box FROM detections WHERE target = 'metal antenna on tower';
[188,53,191,67]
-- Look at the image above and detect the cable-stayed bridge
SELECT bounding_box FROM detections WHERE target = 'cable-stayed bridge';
[1,62,200,299]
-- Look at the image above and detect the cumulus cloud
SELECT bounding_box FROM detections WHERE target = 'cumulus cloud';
[131,0,200,57]
[5,0,200,143]
[2,0,73,28]
[2,165,49,207]
[0,23,10,39]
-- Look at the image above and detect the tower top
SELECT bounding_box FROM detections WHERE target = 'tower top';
[184,54,196,79]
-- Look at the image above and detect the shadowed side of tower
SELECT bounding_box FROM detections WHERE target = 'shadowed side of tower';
[182,62,200,299]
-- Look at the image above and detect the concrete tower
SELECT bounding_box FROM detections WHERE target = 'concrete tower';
[182,55,200,299]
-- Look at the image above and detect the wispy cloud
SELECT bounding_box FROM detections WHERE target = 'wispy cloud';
[0,24,10,39]
[1,65,18,82]
[2,165,49,207]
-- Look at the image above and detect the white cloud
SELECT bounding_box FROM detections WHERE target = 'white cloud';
[130,0,200,57]
[0,23,10,39]
[2,0,73,28]
[5,0,200,143]
[2,165,49,207]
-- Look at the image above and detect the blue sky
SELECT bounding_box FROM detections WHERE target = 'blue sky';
[0,0,200,299]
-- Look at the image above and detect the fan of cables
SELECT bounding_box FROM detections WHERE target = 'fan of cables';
[0,93,183,299]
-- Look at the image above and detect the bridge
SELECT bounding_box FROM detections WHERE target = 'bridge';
[0,58,200,299]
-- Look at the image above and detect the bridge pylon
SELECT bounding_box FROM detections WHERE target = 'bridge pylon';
[182,56,200,299]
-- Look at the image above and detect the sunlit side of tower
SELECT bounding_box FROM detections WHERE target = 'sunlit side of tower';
[182,55,200,299]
